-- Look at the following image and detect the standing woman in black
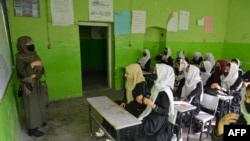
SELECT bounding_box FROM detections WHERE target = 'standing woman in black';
[16,36,47,137]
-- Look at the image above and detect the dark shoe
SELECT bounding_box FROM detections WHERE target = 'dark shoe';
[42,122,47,127]
[28,128,44,137]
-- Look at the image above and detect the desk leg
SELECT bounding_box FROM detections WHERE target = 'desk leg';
[177,113,183,141]
[117,130,121,141]
[220,101,224,120]
[88,104,93,138]
[187,111,193,141]
[227,100,231,113]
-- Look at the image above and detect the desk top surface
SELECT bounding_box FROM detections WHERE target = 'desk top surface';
[174,101,197,112]
[217,95,233,100]
[87,96,142,130]
[203,92,233,101]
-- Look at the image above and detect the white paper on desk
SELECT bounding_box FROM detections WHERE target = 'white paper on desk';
[174,101,190,105]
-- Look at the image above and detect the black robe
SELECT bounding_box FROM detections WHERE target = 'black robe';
[216,77,243,121]
[124,91,173,141]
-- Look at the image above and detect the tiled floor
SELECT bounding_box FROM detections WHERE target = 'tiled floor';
[20,72,214,141]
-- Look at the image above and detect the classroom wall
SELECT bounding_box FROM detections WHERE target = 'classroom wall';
[0,76,20,141]
[222,0,250,71]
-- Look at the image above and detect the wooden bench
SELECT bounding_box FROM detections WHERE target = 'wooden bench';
[87,96,142,141]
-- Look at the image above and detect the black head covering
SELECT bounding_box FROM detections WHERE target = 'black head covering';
[243,71,250,82]
[16,36,40,63]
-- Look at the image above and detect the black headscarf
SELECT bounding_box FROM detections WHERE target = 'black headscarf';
[243,71,250,82]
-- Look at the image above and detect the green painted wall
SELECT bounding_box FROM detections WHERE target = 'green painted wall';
[0,75,20,141]
[222,0,250,71]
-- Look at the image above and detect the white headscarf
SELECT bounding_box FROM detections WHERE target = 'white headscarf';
[179,58,189,72]
[200,61,212,85]
[181,65,203,101]
[221,63,240,90]
[162,47,171,61]
[138,64,175,120]
[231,58,241,68]
[240,96,250,124]
[193,52,202,61]
[138,49,151,68]
[204,52,215,67]
[125,64,146,103]
[178,50,185,59]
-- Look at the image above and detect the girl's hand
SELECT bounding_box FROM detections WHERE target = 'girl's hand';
[143,97,156,109]
[136,95,143,104]
[120,102,126,108]
[211,83,221,90]
[31,74,36,79]
[216,113,239,137]
[31,60,43,68]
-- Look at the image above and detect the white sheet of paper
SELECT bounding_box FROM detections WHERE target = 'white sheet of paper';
[197,18,204,26]
[89,0,113,22]
[167,12,178,32]
[131,10,146,33]
[179,10,190,31]
[174,101,190,105]
[50,0,74,26]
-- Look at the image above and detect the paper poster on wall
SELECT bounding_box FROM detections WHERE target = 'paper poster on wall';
[204,16,213,33]
[131,10,146,34]
[167,12,178,32]
[89,0,113,22]
[179,10,190,31]
[50,0,74,26]
[197,18,204,26]
[14,0,40,18]
[114,11,130,35]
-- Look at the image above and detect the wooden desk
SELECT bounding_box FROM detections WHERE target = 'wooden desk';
[87,96,142,141]
[174,101,197,141]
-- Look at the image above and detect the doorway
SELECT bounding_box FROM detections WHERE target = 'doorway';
[78,22,112,92]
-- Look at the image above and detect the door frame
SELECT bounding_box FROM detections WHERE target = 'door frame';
[78,22,112,88]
